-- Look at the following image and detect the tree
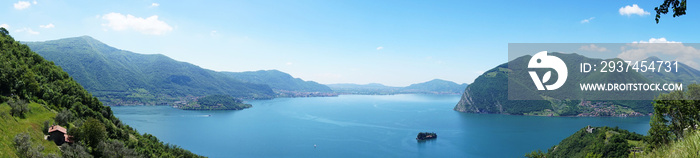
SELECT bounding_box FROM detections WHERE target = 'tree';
[43,120,51,135]
[61,144,93,158]
[655,0,687,23]
[524,150,546,158]
[14,132,46,158]
[8,98,29,118]
[54,109,74,126]
[96,140,140,158]
[647,84,700,148]
[80,118,107,148]
[0,27,8,36]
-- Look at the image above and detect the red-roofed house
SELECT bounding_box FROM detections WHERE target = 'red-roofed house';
[48,125,72,145]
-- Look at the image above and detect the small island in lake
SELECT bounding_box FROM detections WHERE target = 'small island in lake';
[179,95,252,110]
[416,132,437,140]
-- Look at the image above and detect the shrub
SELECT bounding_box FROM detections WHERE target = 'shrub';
[9,98,29,117]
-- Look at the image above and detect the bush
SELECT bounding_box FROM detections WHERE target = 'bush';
[42,121,50,135]
[61,143,93,158]
[14,132,45,158]
[9,98,29,117]
[54,109,74,126]
[97,140,141,158]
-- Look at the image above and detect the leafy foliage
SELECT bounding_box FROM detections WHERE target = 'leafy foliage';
[53,109,74,127]
[96,140,140,158]
[1,31,202,157]
[14,132,59,158]
[641,129,700,158]
[60,144,92,158]
[77,118,107,148]
[655,0,687,23]
[646,84,700,149]
[8,98,29,117]
[524,150,545,158]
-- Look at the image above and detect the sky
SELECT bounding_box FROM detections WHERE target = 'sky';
[2,0,699,87]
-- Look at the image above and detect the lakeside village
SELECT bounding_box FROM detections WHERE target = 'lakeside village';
[576,100,648,117]
[526,99,649,117]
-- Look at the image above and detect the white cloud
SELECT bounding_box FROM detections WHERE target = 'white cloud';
[0,24,9,29]
[32,0,36,4]
[210,30,218,36]
[39,23,54,29]
[580,17,595,23]
[633,37,679,43]
[617,38,700,69]
[376,46,384,50]
[151,3,159,7]
[14,1,31,10]
[15,28,39,35]
[619,4,650,16]
[286,62,293,65]
[579,44,608,52]
[101,12,173,35]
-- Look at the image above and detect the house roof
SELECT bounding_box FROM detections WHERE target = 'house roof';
[48,125,67,134]
[48,125,72,143]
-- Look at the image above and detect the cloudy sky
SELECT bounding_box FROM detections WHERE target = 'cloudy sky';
[2,0,699,86]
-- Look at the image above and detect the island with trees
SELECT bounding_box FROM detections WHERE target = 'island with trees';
[416,132,437,141]
[177,95,252,110]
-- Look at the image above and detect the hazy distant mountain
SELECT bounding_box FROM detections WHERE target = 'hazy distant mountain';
[641,56,700,86]
[327,83,400,94]
[223,70,333,93]
[402,79,468,94]
[25,36,275,105]
[327,79,466,95]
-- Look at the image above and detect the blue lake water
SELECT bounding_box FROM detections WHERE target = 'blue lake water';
[111,94,651,157]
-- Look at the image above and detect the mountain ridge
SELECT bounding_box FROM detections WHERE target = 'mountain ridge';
[327,79,467,95]
[222,69,333,93]
[24,36,281,105]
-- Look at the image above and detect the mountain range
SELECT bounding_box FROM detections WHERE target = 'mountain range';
[23,36,331,105]
[223,70,332,93]
[327,79,467,95]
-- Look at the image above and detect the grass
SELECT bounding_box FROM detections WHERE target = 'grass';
[0,102,61,158]
[641,130,700,158]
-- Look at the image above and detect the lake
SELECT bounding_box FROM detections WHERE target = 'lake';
[111,94,651,157]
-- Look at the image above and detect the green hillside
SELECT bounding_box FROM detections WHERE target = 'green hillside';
[525,126,645,158]
[24,36,274,105]
[0,102,61,157]
[223,70,333,93]
[1,30,201,157]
